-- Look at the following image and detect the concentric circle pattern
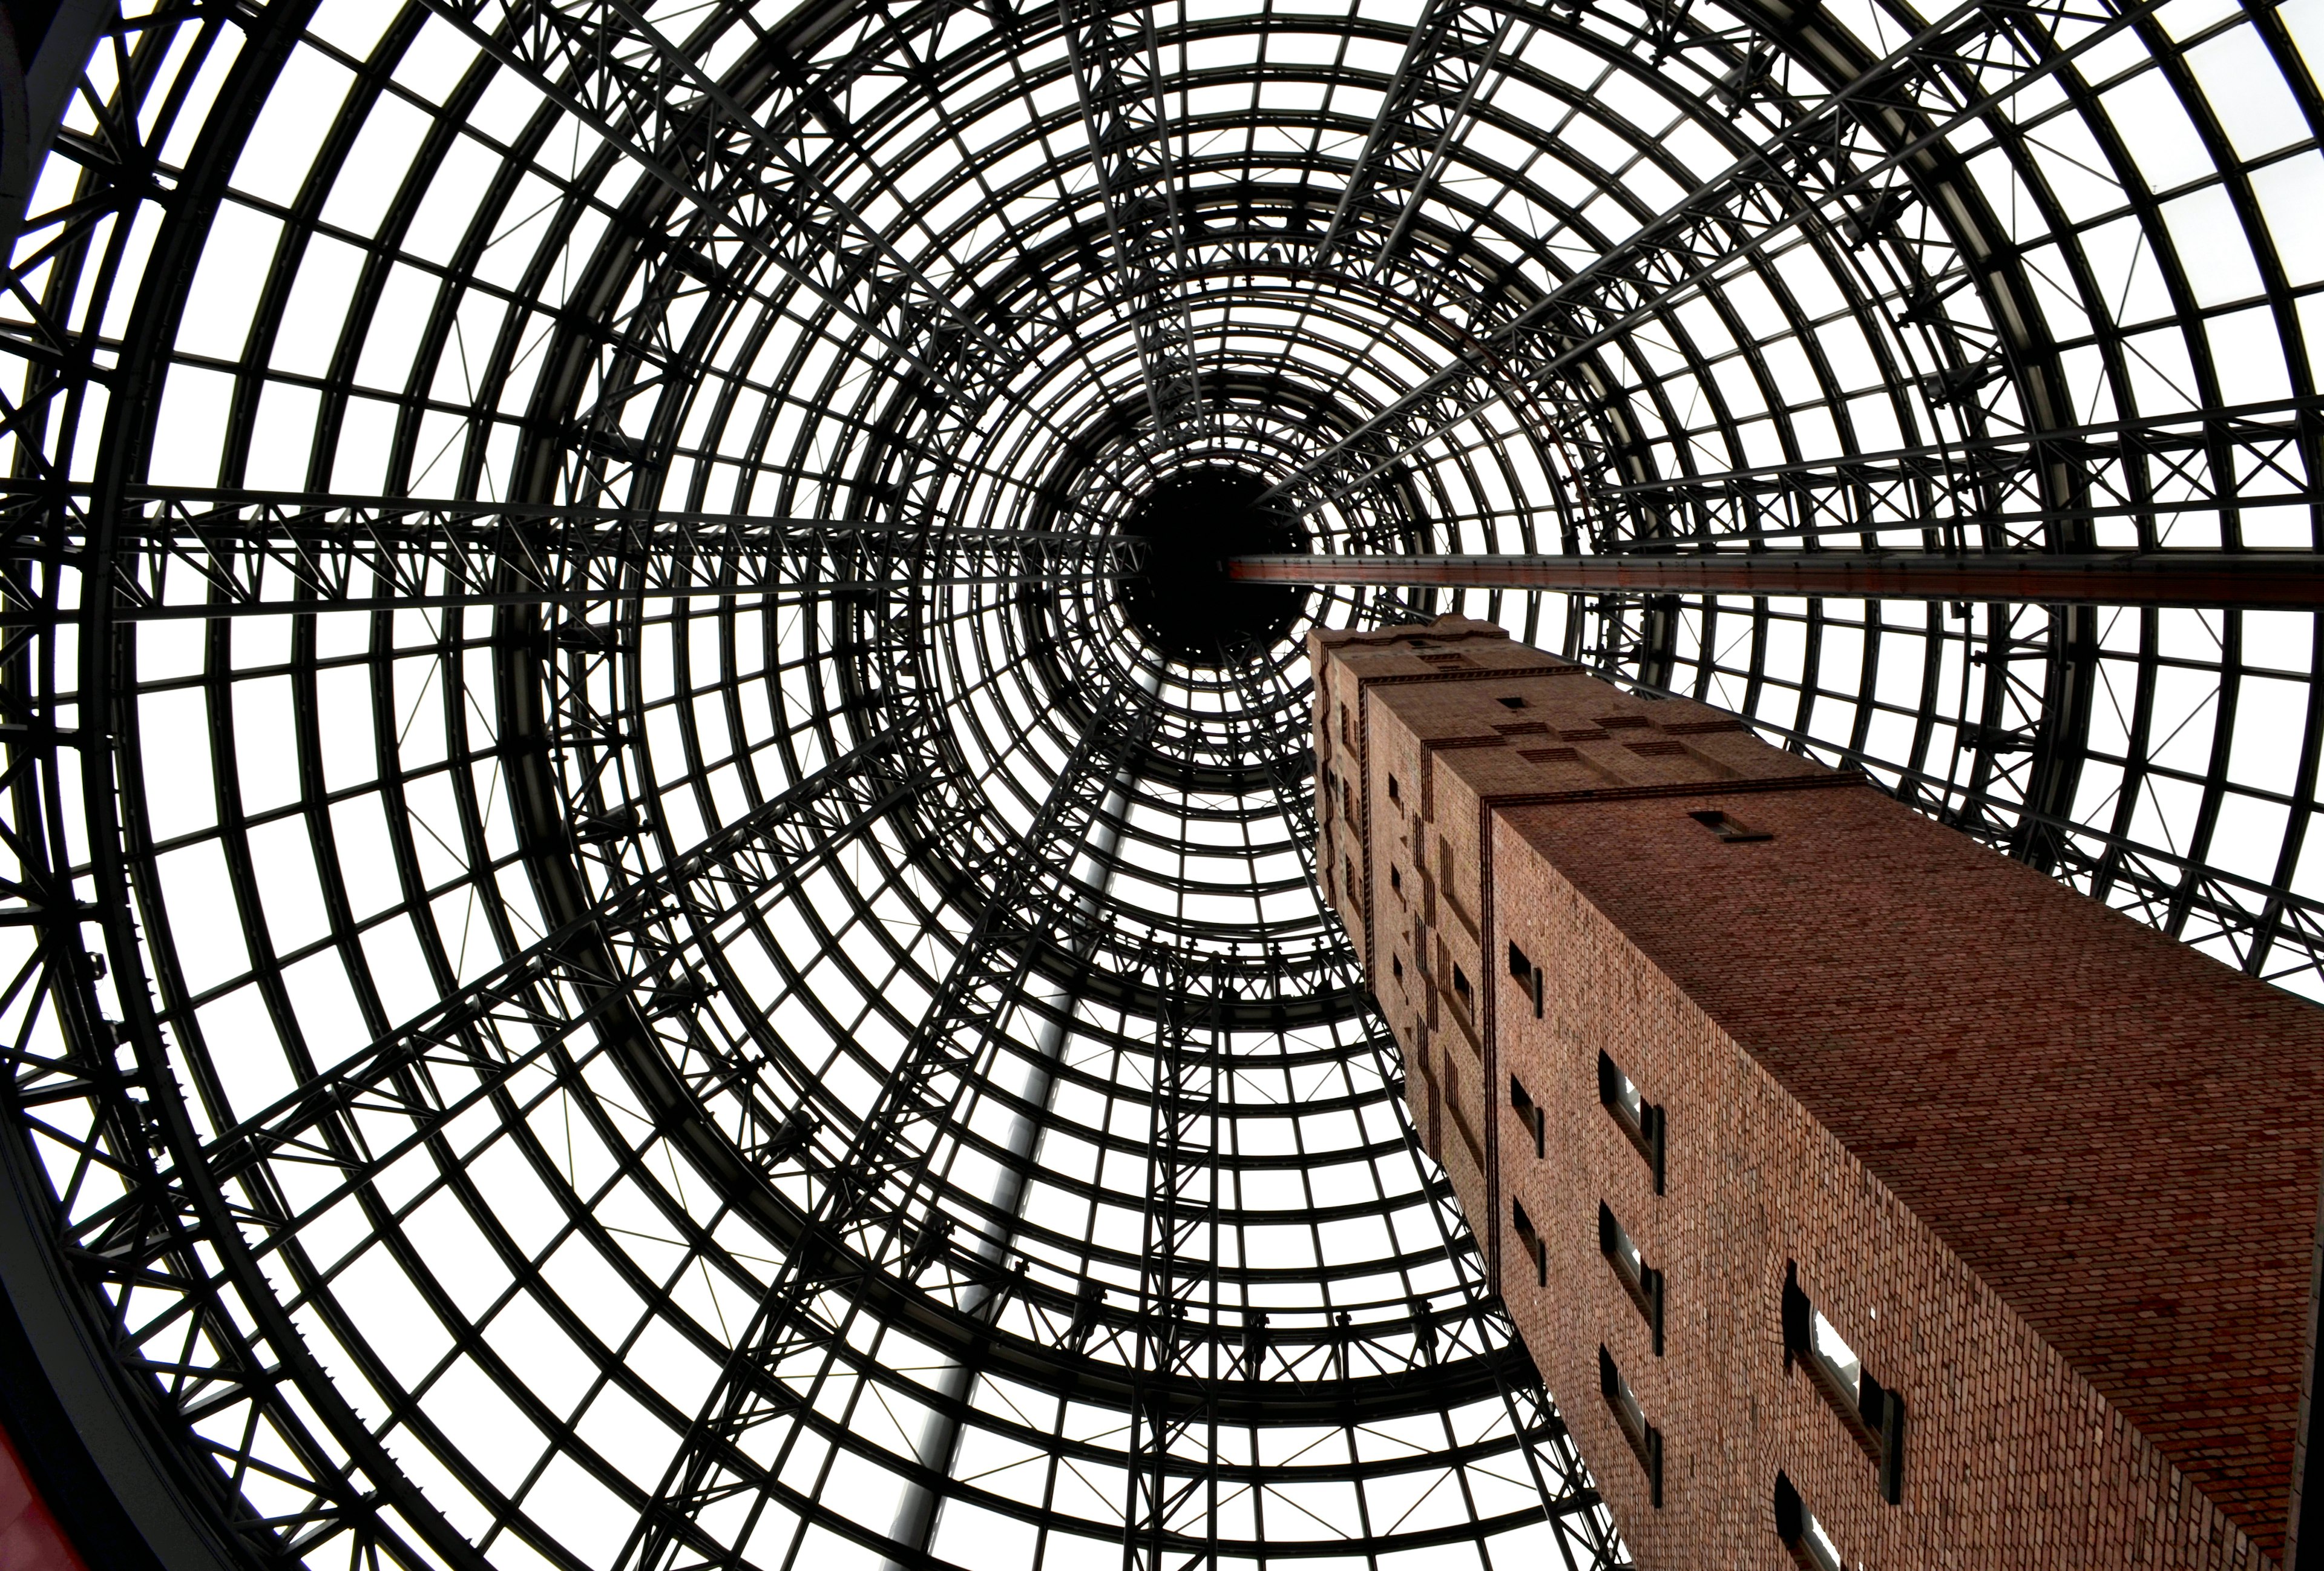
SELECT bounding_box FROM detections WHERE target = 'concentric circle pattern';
[0,0,2317,1567]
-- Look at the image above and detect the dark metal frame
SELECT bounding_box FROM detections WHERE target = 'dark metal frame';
[0,0,2313,1566]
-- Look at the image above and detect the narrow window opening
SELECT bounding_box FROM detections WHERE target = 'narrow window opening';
[1599,1346,1663,1506]
[1391,953,1403,982]
[1508,1075,1544,1159]
[1343,856,1358,902]
[1506,940,1544,1018]
[1390,865,1402,894]
[1387,773,1402,803]
[1689,808,1773,843]
[1496,696,1526,710]
[1452,965,1472,1012]
[1597,1051,1667,1194]
[1598,1202,1666,1355]
[1511,1199,1546,1286]
[1773,1473,1845,1571]
[1784,1262,1905,1503]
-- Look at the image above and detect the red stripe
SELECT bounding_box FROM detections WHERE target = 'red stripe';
[0,1416,90,1571]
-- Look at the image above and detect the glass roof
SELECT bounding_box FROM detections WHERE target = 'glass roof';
[0,0,2315,1567]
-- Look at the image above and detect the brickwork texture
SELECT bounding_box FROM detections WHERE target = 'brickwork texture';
[1310,614,2324,1571]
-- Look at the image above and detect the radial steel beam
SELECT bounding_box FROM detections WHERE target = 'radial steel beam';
[1262,0,2165,516]
[1060,0,1210,436]
[1121,955,1221,1571]
[620,684,1166,1571]
[413,0,990,377]
[879,737,1146,1570]
[1229,550,2324,608]
[1308,0,1520,282]
[1,486,1137,624]
[1585,399,2324,554]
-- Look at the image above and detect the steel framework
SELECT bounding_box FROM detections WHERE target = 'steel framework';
[0,0,2316,1569]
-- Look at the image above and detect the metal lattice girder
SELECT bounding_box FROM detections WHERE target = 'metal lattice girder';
[409,0,1107,518]
[1060,0,1210,438]
[410,0,989,377]
[0,486,1137,623]
[1122,961,1221,1570]
[21,723,936,1566]
[1585,398,2324,553]
[1309,0,1520,285]
[623,685,1165,1571]
[1263,0,2164,518]
[8,0,2316,1561]
[0,4,191,473]
[1227,549,2324,608]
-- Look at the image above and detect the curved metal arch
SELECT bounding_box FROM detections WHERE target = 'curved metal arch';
[1,0,2320,1567]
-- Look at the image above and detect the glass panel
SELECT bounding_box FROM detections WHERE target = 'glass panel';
[1811,1307,1865,1403]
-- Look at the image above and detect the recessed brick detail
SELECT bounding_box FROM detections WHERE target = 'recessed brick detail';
[1311,615,2324,1571]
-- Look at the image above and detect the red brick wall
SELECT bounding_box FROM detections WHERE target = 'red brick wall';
[1310,615,2324,1571]
[1495,794,2280,1570]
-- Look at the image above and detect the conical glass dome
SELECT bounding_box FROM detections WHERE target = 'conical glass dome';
[0,0,2315,1567]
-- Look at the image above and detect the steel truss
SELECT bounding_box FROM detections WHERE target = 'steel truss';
[0,486,1138,625]
[1310,0,1523,294]
[1061,0,1211,440]
[0,0,2316,1566]
[1583,399,2324,555]
[1262,0,2162,520]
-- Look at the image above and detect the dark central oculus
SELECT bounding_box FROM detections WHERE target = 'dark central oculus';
[1118,466,1307,665]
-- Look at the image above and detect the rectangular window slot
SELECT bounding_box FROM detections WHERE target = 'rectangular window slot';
[1599,1202,1666,1355]
[1387,773,1400,803]
[1508,1075,1544,1159]
[1496,696,1527,709]
[1597,1051,1667,1194]
[1506,940,1544,1017]
[1784,1262,1906,1503]
[1689,808,1773,843]
[1599,1346,1663,1506]
[1342,856,1358,903]
[1391,865,1402,894]
[1451,964,1472,1012]
[1511,1199,1546,1286]
[1774,1473,1845,1571]
[1391,953,1403,982]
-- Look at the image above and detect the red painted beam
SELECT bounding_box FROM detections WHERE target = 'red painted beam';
[1225,552,2324,609]
[0,1416,88,1571]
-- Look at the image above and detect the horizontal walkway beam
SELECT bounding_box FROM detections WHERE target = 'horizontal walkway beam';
[1226,552,2324,609]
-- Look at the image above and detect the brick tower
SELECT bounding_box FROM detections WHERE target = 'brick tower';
[1311,614,2324,1571]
